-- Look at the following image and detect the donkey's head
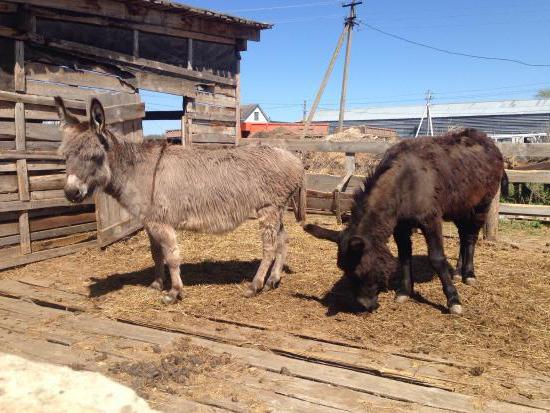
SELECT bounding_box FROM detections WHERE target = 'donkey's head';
[304,223,392,312]
[55,97,114,203]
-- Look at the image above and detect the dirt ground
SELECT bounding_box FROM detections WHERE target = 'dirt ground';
[1,214,549,403]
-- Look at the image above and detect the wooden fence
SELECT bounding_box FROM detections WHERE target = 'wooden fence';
[239,138,550,238]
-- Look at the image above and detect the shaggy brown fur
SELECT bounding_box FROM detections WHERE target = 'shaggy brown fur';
[305,129,504,314]
[55,97,306,304]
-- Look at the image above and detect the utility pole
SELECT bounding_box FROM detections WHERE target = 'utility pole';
[301,1,362,138]
[415,90,434,137]
[302,100,307,122]
[338,1,361,133]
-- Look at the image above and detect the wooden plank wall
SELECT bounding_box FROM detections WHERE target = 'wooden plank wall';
[0,0,253,268]
[0,8,144,269]
[23,3,241,145]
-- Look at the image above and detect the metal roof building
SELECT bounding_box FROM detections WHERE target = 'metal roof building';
[314,99,550,137]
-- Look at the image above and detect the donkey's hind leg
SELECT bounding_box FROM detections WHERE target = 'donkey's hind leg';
[146,223,183,305]
[265,223,288,291]
[146,229,165,291]
[244,207,280,297]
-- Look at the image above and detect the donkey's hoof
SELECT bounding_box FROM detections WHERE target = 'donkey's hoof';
[464,277,476,286]
[395,295,409,304]
[149,280,164,291]
[161,294,177,305]
[264,277,281,292]
[452,274,462,283]
[449,304,463,315]
[243,287,258,298]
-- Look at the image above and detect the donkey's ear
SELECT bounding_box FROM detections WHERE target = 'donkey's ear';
[54,96,80,126]
[90,98,106,135]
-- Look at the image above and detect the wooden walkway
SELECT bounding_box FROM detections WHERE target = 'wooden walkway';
[0,278,547,413]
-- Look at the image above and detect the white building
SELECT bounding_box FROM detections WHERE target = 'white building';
[241,104,270,123]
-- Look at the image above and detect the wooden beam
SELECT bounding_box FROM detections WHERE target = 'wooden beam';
[25,62,137,94]
[18,211,31,254]
[483,189,500,240]
[190,123,236,136]
[29,35,236,86]
[498,143,550,158]
[505,169,550,184]
[16,159,29,200]
[0,90,86,109]
[32,7,238,45]
[0,198,93,213]
[0,151,63,160]
[240,138,391,154]
[192,133,235,144]
[13,0,262,41]
[14,39,25,92]
[499,203,550,217]
[234,55,242,145]
[0,240,96,271]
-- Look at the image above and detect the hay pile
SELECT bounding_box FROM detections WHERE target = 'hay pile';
[249,127,300,140]
[305,127,399,175]
[2,215,549,391]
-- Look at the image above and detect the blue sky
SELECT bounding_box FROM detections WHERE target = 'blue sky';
[142,0,550,135]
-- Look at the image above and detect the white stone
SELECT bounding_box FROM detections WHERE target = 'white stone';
[0,353,158,413]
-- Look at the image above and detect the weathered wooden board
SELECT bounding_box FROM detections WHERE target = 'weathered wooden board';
[11,0,262,41]
[27,35,236,87]
[25,62,136,94]
[500,203,550,217]
[0,174,17,194]
[0,100,15,118]
[0,90,86,110]
[33,6,237,45]
[506,169,550,184]
[25,80,111,101]
[191,133,236,144]
[0,198,93,213]
[28,174,65,191]
[190,123,236,136]
[0,239,96,270]
[0,283,542,413]
[240,138,391,154]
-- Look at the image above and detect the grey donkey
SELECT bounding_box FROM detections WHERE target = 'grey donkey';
[55,97,307,304]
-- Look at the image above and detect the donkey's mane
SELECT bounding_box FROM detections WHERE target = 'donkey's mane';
[349,154,394,226]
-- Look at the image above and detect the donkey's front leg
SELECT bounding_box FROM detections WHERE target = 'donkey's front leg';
[264,225,288,291]
[146,223,183,305]
[147,229,165,291]
[244,208,279,297]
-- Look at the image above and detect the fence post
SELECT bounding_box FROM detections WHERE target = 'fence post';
[483,188,500,241]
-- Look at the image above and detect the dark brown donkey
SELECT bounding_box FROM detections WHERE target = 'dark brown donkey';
[304,129,505,315]
[55,97,306,304]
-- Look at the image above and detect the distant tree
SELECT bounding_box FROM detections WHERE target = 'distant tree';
[535,89,550,99]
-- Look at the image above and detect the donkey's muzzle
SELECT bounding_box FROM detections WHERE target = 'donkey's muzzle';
[64,186,85,203]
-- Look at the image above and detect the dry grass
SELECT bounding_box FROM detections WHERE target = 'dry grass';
[2,213,549,400]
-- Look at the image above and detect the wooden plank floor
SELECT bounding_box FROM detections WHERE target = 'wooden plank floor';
[0,278,547,413]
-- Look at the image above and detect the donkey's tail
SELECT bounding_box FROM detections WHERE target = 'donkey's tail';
[292,174,307,225]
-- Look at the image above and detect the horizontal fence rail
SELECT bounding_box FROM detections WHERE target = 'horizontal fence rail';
[238,138,550,237]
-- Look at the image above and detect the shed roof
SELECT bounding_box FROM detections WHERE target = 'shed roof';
[131,0,272,29]
[314,99,550,121]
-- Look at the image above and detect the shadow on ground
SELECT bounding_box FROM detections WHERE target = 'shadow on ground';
[295,255,450,316]
[88,259,262,298]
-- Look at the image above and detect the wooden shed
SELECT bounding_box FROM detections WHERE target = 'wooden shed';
[0,0,270,269]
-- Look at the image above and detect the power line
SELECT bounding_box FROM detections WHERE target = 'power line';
[226,1,339,13]
[272,13,342,24]
[362,22,550,68]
